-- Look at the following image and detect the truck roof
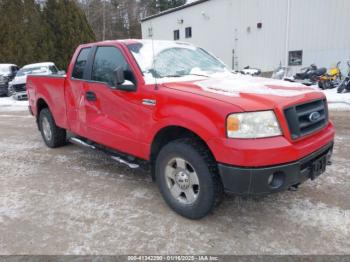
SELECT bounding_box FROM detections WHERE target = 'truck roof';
[22,62,55,69]
[81,39,194,47]
[0,63,17,68]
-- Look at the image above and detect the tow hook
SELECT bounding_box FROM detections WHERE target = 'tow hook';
[288,184,299,192]
[327,149,333,165]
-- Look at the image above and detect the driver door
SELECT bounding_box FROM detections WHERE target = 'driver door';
[82,45,145,156]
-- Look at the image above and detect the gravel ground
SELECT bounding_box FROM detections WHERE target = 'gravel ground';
[0,107,349,255]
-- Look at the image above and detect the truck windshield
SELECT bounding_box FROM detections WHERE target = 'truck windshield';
[128,41,228,78]
[16,67,50,77]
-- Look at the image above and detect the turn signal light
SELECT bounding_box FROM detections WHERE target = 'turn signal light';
[227,115,240,132]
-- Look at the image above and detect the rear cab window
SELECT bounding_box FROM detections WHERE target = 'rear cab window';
[72,47,91,79]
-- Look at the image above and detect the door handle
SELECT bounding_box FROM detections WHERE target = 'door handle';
[85,91,97,101]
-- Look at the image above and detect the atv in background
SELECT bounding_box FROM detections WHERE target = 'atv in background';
[285,64,327,86]
[337,61,350,93]
[318,61,342,90]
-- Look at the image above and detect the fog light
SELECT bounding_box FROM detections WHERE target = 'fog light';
[268,174,274,185]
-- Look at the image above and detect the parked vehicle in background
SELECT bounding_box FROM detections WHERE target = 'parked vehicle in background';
[337,61,350,93]
[8,62,62,100]
[318,61,342,90]
[0,64,19,96]
[240,66,261,76]
[27,40,334,219]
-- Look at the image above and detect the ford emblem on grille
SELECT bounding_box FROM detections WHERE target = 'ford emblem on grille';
[309,111,321,122]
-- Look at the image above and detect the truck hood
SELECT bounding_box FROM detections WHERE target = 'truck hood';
[162,74,324,111]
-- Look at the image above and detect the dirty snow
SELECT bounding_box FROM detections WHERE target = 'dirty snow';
[0,97,28,112]
[321,88,350,111]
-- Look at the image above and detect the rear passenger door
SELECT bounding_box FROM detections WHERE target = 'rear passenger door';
[82,45,145,156]
[65,47,92,136]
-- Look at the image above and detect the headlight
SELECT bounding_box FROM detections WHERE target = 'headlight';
[227,110,282,138]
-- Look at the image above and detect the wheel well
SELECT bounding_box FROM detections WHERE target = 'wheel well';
[150,126,215,180]
[36,98,49,130]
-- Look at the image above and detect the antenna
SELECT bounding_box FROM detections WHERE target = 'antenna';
[150,20,158,90]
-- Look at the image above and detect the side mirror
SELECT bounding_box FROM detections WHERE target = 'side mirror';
[113,67,137,92]
[113,67,125,86]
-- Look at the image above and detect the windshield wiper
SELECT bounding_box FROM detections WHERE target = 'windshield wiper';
[187,73,210,77]
[162,73,210,78]
[162,74,184,78]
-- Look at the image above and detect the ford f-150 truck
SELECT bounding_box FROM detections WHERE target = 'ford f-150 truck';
[27,40,335,219]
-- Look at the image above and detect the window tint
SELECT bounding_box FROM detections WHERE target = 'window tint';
[92,46,128,86]
[72,47,91,79]
[185,27,192,38]
[174,30,180,40]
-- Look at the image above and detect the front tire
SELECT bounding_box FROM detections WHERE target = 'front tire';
[39,108,66,148]
[155,138,223,219]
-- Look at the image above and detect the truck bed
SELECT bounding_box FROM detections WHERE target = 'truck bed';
[27,75,68,129]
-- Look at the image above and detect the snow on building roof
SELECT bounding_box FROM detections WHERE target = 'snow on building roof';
[141,0,210,22]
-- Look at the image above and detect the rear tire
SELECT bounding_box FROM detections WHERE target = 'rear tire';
[39,108,66,148]
[155,138,223,219]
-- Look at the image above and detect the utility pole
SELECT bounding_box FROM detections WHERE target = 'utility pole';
[102,0,106,40]
[284,0,291,67]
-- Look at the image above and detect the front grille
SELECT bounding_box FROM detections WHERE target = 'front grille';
[284,99,328,140]
[12,83,26,92]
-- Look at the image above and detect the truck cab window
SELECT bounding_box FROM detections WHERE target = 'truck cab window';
[92,46,128,86]
[49,65,58,74]
[72,47,91,79]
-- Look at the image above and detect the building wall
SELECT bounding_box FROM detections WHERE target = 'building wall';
[142,0,350,74]
[142,0,234,69]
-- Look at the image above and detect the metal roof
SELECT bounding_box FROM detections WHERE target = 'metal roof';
[141,0,211,22]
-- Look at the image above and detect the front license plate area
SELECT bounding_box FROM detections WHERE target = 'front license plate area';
[311,155,327,180]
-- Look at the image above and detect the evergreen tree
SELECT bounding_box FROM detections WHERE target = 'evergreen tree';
[43,0,95,69]
[22,0,54,64]
[0,0,95,68]
[0,0,26,65]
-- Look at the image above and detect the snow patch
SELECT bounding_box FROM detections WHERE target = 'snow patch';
[284,199,350,235]
[197,75,315,97]
[0,97,28,112]
[321,88,350,111]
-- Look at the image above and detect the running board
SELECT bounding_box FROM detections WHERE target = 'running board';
[70,137,96,149]
[111,156,139,169]
[68,137,140,169]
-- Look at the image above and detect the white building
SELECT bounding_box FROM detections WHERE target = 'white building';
[141,0,350,75]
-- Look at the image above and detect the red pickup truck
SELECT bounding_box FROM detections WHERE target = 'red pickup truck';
[27,40,335,219]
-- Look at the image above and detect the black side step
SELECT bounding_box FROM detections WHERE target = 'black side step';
[68,136,149,170]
